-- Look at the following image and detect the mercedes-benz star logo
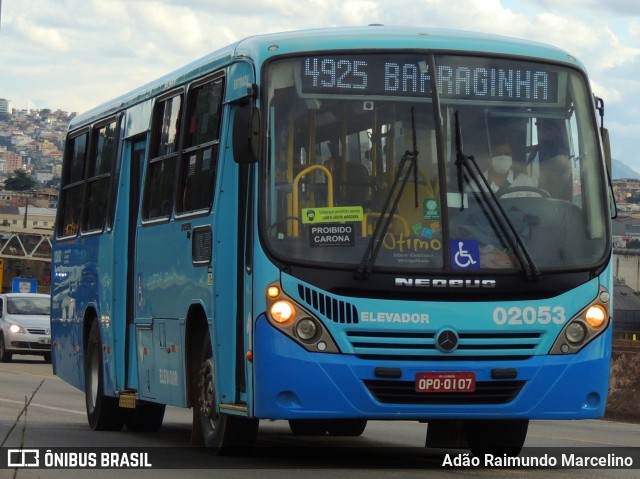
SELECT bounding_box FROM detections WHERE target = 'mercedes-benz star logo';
[436,329,459,353]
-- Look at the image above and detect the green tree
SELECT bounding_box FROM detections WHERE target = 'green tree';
[4,170,36,191]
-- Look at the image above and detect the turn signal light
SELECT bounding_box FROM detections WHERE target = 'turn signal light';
[585,305,607,328]
[270,300,295,323]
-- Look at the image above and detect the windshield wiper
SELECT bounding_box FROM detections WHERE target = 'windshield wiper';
[355,109,419,280]
[454,111,541,282]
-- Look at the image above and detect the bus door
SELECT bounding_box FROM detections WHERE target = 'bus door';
[124,136,147,391]
[214,62,257,413]
[132,90,186,405]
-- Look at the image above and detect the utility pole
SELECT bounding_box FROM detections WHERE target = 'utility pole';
[23,195,29,229]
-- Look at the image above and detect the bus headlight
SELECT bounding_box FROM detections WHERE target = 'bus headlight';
[550,286,610,355]
[270,300,295,324]
[265,282,339,353]
[565,322,587,344]
[295,318,318,341]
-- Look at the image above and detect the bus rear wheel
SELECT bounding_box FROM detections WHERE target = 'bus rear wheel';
[85,321,124,431]
[197,335,258,454]
[463,419,528,457]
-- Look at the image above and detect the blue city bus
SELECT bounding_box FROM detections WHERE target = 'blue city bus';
[51,26,614,455]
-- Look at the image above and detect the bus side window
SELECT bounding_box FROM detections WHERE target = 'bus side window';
[178,75,224,213]
[84,120,117,231]
[143,93,182,219]
[58,132,88,237]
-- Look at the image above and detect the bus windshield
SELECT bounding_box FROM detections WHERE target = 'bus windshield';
[263,53,609,274]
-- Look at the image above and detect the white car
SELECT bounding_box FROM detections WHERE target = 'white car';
[0,293,51,362]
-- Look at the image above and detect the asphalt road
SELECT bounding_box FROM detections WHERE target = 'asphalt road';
[1,355,639,479]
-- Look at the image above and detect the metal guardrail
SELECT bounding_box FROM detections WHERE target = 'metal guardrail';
[0,232,52,262]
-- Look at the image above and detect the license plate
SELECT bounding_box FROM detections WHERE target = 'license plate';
[39,337,51,345]
[415,372,475,393]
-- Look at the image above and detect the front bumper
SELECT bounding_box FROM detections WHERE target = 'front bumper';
[253,315,610,420]
[4,329,51,354]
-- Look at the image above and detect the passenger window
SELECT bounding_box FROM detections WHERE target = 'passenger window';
[144,94,182,219]
[58,133,88,237]
[84,120,117,231]
[178,76,224,213]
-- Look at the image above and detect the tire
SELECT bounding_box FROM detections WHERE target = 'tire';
[464,419,529,457]
[43,351,52,363]
[0,333,12,362]
[197,333,258,454]
[125,402,166,432]
[85,321,124,431]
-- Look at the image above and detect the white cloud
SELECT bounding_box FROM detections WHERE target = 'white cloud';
[1,0,639,170]
[13,15,70,52]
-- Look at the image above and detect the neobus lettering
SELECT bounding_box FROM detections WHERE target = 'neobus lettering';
[361,312,429,324]
[395,277,496,288]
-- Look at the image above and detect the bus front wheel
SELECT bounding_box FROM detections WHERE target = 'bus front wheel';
[84,321,124,431]
[197,335,258,454]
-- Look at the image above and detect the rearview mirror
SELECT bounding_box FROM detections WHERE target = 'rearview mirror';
[233,104,260,164]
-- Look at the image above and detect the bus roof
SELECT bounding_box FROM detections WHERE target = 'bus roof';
[69,26,584,129]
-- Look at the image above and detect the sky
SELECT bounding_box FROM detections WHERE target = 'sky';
[1,0,639,170]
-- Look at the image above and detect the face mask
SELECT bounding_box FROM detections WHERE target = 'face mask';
[491,154,512,175]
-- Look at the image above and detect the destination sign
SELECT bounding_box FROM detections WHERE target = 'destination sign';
[299,54,559,104]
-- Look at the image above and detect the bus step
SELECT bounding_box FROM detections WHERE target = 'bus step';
[118,391,137,409]
[219,403,248,414]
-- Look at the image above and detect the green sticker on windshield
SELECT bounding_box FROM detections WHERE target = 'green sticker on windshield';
[302,206,364,224]
[423,199,440,220]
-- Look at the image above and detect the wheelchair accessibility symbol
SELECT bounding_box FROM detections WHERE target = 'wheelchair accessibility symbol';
[450,240,480,270]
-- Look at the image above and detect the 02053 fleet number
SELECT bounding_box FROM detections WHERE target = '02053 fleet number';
[492,306,567,325]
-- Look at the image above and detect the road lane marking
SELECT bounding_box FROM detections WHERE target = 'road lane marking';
[0,366,52,379]
[0,397,84,415]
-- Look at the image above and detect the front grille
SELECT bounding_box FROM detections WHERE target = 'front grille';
[297,284,359,324]
[347,330,542,360]
[11,341,50,350]
[364,379,525,405]
[27,328,48,335]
